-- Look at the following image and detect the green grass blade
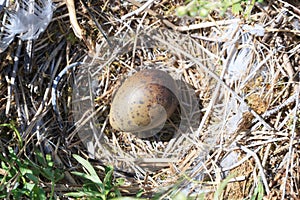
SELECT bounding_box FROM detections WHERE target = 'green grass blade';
[65,191,106,199]
[213,173,236,200]
[72,154,103,185]
[0,123,23,147]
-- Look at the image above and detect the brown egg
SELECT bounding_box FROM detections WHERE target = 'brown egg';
[109,69,178,135]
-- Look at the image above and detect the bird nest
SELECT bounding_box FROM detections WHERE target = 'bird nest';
[0,0,300,198]
[71,28,206,174]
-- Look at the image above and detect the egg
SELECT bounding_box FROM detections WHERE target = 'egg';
[109,69,178,136]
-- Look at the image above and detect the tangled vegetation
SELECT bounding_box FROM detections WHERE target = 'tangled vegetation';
[0,0,299,199]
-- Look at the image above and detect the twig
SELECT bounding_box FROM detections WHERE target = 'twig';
[24,0,35,72]
[262,92,298,118]
[52,62,84,129]
[121,0,155,20]
[18,75,30,131]
[240,47,280,90]
[222,147,261,171]
[174,19,241,32]
[265,28,300,36]
[153,34,273,131]
[240,146,270,195]
[64,0,83,39]
[6,39,22,115]
[130,10,148,69]
[277,0,300,16]
[281,86,299,200]
[126,0,240,31]
[79,0,111,47]
[23,52,64,138]
[29,40,66,86]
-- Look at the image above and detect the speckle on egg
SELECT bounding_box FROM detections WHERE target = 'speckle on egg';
[109,69,178,135]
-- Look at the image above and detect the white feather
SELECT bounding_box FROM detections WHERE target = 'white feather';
[242,24,265,36]
[0,0,5,7]
[0,0,54,52]
[227,47,253,81]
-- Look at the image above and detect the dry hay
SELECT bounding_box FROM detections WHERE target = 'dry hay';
[0,0,299,199]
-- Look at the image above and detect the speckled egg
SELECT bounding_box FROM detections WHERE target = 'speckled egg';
[109,69,178,134]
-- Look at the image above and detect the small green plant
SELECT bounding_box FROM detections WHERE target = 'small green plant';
[250,177,264,200]
[176,0,264,18]
[0,122,23,148]
[65,154,124,200]
[213,173,237,200]
[0,147,64,199]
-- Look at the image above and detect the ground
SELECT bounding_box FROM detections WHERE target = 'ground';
[0,0,299,199]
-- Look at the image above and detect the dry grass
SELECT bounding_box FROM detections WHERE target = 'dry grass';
[0,0,299,199]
